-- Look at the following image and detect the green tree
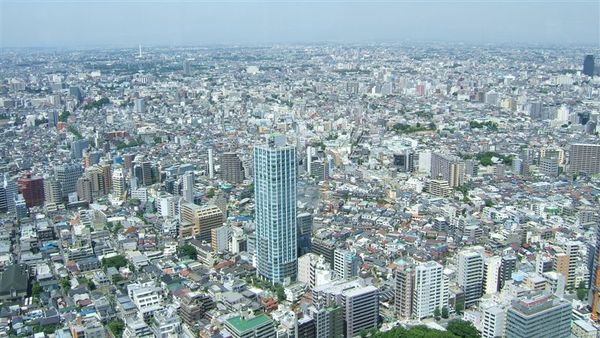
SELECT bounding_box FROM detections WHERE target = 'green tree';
[433,307,441,320]
[455,303,464,315]
[101,255,129,270]
[58,110,71,122]
[447,320,479,338]
[441,306,449,319]
[577,281,588,301]
[59,278,70,293]
[206,188,215,199]
[31,282,41,302]
[275,285,286,302]
[32,324,58,335]
[371,325,459,338]
[178,244,198,260]
[108,319,125,337]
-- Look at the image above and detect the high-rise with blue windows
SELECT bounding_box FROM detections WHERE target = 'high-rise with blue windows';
[254,135,297,284]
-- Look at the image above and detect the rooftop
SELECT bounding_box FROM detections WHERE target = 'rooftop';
[226,313,272,333]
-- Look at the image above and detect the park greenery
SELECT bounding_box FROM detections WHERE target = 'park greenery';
[101,255,129,270]
[178,244,198,260]
[68,125,83,139]
[82,97,110,110]
[391,122,436,134]
[469,120,498,131]
[366,319,479,338]
[476,151,513,166]
[58,110,70,122]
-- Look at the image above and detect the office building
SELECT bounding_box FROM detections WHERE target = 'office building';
[54,163,83,199]
[563,241,581,288]
[151,307,182,338]
[208,149,214,179]
[254,135,297,284]
[483,256,502,295]
[141,161,153,186]
[0,174,16,213]
[309,305,343,338]
[123,318,153,338]
[44,178,62,205]
[412,261,447,319]
[296,315,315,338]
[224,312,275,338]
[181,171,194,203]
[569,144,600,176]
[134,98,145,113]
[76,177,93,203]
[70,139,89,159]
[310,159,328,182]
[48,110,59,127]
[112,167,126,199]
[17,173,44,207]
[333,249,360,279]
[180,203,223,242]
[211,225,230,252]
[312,279,379,337]
[540,156,559,177]
[297,253,332,289]
[480,304,506,338]
[221,152,244,184]
[583,54,595,77]
[178,292,215,327]
[505,293,571,338]
[127,282,163,320]
[85,166,109,198]
[297,212,313,257]
[572,319,598,338]
[394,261,414,320]
[0,185,6,213]
[183,59,191,75]
[393,149,415,173]
[500,255,517,291]
[311,239,336,269]
[431,153,465,187]
[458,249,484,308]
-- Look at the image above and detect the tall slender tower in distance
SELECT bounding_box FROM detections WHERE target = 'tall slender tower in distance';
[583,54,595,76]
[254,135,297,284]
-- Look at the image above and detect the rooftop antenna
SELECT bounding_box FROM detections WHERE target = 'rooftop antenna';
[138,44,142,58]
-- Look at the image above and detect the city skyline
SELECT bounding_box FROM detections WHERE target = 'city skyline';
[1,0,599,48]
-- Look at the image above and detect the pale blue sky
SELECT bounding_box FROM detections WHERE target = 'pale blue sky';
[0,0,598,47]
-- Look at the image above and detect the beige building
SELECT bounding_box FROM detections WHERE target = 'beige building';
[180,203,223,242]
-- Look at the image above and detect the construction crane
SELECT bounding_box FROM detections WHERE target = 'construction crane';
[591,250,600,322]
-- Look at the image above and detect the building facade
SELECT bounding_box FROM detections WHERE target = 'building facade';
[254,135,297,284]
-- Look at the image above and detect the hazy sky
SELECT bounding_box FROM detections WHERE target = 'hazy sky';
[1,0,599,47]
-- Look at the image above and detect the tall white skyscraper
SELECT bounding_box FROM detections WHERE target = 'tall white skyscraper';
[182,171,194,203]
[483,256,502,295]
[306,145,314,175]
[254,135,297,284]
[458,248,484,308]
[1,174,16,214]
[412,261,448,319]
[112,167,126,199]
[208,149,214,179]
[334,248,360,280]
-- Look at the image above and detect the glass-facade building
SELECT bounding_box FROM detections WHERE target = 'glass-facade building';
[505,294,571,338]
[254,135,297,284]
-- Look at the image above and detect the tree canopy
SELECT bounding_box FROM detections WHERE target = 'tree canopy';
[178,244,198,260]
[102,255,129,270]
